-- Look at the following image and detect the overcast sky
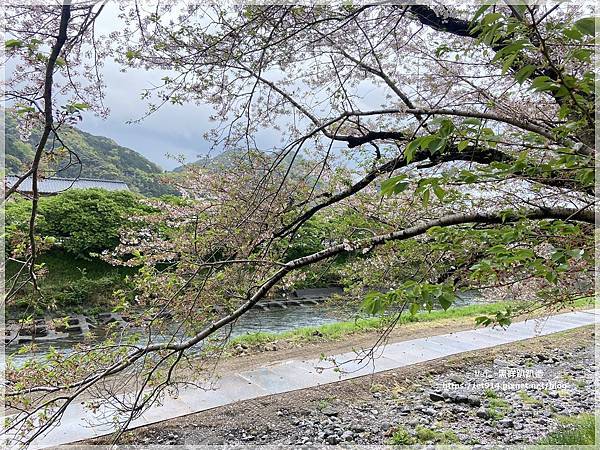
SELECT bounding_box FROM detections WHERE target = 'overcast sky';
[76,7,211,170]
[79,59,214,171]
[76,3,379,172]
[67,3,228,171]
[7,3,384,171]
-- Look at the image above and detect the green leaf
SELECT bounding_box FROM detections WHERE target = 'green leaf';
[567,249,584,259]
[438,119,455,138]
[492,40,526,62]
[471,5,491,24]
[574,17,596,36]
[409,302,420,316]
[481,12,503,26]
[457,140,469,151]
[381,175,409,197]
[15,105,36,115]
[404,139,421,163]
[419,135,437,149]
[562,27,583,41]
[435,44,452,57]
[501,53,518,74]
[514,65,536,84]
[544,271,558,284]
[125,49,139,60]
[5,39,23,49]
[572,49,592,62]
[362,292,385,315]
[530,75,555,92]
[422,188,430,207]
[432,184,446,201]
[554,86,569,98]
[428,137,446,154]
[475,316,492,327]
[459,170,479,183]
[438,294,453,311]
[463,118,481,126]
[498,317,512,328]
[68,102,90,111]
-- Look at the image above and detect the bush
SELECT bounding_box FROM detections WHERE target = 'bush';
[6,250,137,312]
[389,426,415,445]
[42,273,124,308]
[10,271,127,314]
[5,189,157,257]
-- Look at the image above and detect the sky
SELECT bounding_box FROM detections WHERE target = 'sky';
[6,3,384,172]
[79,58,215,171]
[76,5,215,170]
[72,3,381,172]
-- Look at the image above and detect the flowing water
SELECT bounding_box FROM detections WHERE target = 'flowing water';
[4,290,483,368]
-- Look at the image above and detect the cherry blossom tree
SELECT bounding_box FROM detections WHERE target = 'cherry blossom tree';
[3,0,107,303]
[3,2,596,445]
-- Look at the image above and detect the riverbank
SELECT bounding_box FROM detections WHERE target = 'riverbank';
[221,299,595,366]
[87,325,596,446]
[7,300,594,403]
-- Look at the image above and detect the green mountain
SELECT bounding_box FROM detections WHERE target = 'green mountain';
[4,111,176,197]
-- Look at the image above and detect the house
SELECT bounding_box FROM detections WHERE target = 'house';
[4,175,130,196]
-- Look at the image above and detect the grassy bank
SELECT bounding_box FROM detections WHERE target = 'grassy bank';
[5,250,136,315]
[229,297,596,348]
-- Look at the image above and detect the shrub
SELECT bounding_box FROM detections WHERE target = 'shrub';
[41,273,124,307]
[415,426,459,444]
[5,189,157,257]
[389,426,415,445]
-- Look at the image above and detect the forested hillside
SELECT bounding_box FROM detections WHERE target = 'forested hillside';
[4,110,176,197]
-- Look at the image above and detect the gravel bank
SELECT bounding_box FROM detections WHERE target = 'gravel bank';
[86,325,595,446]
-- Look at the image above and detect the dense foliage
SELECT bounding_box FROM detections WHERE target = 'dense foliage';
[5,251,134,313]
[5,189,157,258]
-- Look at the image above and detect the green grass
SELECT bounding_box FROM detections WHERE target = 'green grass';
[229,316,383,347]
[518,390,542,405]
[415,425,459,444]
[6,250,133,287]
[486,397,511,421]
[229,297,596,348]
[389,426,415,445]
[389,425,458,445]
[538,413,596,445]
[6,250,136,314]
[484,388,499,399]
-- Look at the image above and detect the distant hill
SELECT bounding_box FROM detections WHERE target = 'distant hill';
[172,148,244,172]
[173,148,310,176]
[4,110,176,197]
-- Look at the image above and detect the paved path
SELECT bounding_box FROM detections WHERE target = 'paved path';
[4,309,597,449]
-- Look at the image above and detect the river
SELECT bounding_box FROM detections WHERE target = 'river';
[4,291,483,368]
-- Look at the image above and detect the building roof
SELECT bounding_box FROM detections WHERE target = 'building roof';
[5,176,130,194]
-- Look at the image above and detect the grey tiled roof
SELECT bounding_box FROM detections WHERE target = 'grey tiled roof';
[5,176,130,194]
